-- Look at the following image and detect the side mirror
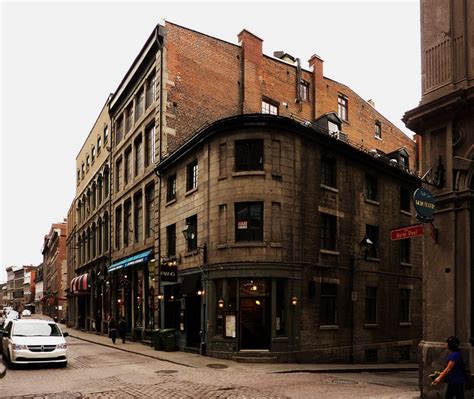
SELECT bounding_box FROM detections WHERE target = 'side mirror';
[63,332,69,337]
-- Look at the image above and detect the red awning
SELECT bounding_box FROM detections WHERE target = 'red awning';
[70,273,89,294]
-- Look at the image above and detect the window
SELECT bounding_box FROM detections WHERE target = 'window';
[103,212,109,252]
[320,283,337,325]
[124,147,132,185]
[337,95,348,121]
[185,215,197,251]
[81,163,85,178]
[97,136,102,153]
[115,117,123,145]
[320,213,337,250]
[400,188,411,212]
[134,191,143,243]
[134,136,143,177]
[262,99,278,115]
[219,143,227,176]
[77,170,80,184]
[115,206,122,249]
[400,240,410,264]
[104,167,110,198]
[400,154,409,169]
[146,73,156,108]
[145,183,154,238]
[91,146,96,162]
[86,155,90,168]
[366,224,379,258]
[167,174,177,202]
[124,200,132,247]
[321,156,337,188]
[186,160,198,191]
[299,80,309,101]
[145,123,155,166]
[125,103,133,133]
[135,89,144,121]
[235,202,263,242]
[400,289,411,323]
[235,139,263,171]
[375,122,382,139]
[115,158,122,192]
[365,287,377,324]
[166,224,176,257]
[104,126,108,143]
[366,174,378,202]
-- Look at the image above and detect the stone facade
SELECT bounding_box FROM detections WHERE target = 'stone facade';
[157,114,422,363]
[403,0,474,396]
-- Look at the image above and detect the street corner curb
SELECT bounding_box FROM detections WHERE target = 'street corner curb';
[0,363,6,379]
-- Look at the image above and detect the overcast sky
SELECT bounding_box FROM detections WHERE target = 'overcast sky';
[0,0,420,282]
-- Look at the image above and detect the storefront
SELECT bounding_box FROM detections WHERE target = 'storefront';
[70,273,90,330]
[108,249,156,342]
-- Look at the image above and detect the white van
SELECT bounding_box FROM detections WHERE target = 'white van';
[1,319,68,367]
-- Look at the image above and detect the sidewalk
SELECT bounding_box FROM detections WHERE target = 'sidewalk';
[58,321,418,374]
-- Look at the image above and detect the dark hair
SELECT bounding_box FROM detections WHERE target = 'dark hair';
[447,336,460,352]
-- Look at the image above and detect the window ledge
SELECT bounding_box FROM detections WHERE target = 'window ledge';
[374,136,383,141]
[366,257,381,262]
[185,187,198,197]
[365,199,380,206]
[232,171,265,178]
[400,322,412,327]
[165,198,177,207]
[230,242,266,248]
[319,325,339,330]
[270,242,283,248]
[320,184,338,193]
[217,244,229,249]
[271,171,282,179]
[400,210,412,216]
[320,249,339,256]
[218,175,227,181]
[400,262,413,268]
[364,324,378,329]
[183,249,200,257]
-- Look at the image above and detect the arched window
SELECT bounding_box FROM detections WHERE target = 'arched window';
[104,166,110,199]
[104,212,109,252]
[91,223,97,258]
[98,175,103,205]
[78,236,82,265]
[92,182,97,211]
[98,218,103,255]
[86,227,91,261]
[77,201,81,224]
[82,232,87,263]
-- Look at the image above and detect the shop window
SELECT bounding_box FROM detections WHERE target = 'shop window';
[366,224,379,258]
[320,283,337,325]
[365,286,377,324]
[215,279,224,335]
[235,202,263,242]
[235,139,263,171]
[321,156,337,188]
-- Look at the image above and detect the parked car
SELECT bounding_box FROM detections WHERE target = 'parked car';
[21,309,31,317]
[1,319,68,367]
[5,310,19,320]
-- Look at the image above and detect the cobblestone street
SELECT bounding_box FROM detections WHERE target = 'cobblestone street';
[2,337,419,398]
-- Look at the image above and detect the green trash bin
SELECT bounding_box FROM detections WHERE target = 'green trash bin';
[152,329,161,350]
[160,328,176,351]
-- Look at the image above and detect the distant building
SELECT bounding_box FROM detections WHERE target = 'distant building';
[22,265,37,312]
[34,263,44,314]
[42,223,67,320]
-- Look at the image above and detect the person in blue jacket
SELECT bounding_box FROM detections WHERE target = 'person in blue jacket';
[433,336,466,398]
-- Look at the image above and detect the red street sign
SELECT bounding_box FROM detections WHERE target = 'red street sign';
[390,224,424,240]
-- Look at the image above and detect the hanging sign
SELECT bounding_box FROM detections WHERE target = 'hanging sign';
[413,188,435,222]
[390,224,424,240]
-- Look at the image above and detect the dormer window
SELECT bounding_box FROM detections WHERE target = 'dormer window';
[328,121,339,134]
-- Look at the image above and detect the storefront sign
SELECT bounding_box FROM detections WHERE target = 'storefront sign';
[390,224,424,240]
[160,261,178,282]
[413,188,435,221]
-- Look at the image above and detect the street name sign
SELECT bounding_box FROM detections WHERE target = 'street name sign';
[390,224,424,241]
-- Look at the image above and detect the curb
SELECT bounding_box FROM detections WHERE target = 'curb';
[0,364,5,379]
[67,332,195,368]
[273,367,418,374]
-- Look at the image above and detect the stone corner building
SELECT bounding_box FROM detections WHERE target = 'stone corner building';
[403,0,474,396]
[69,20,423,363]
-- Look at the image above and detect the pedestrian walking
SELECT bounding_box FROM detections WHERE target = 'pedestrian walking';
[108,317,117,344]
[432,336,466,398]
[118,316,127,344]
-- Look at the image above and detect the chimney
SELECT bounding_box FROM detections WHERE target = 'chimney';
[238,29,263,114]
[308,54,324,120]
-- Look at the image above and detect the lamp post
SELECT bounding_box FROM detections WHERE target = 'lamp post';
[349,234,373,363]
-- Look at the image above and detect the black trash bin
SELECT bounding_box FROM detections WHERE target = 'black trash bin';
[152,329,161,350]
[160,328,176,352]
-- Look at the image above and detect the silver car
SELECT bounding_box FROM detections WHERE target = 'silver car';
[1,319,68,367]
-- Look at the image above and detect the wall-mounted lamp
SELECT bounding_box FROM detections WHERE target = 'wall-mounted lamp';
[150,258,156,263]
[358,234,374,260]
[117,298,122,304]
[182,225,196,241]
[291,296,298,306]
[218,298,225,309]
[197,290,204,296]
[157,293,164,300]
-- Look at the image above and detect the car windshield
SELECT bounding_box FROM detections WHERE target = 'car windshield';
[12,323,62,337]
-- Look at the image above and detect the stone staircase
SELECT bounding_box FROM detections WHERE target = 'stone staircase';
[232,350,278,363]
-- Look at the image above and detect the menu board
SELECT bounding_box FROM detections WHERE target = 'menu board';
[225,314,236,338]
